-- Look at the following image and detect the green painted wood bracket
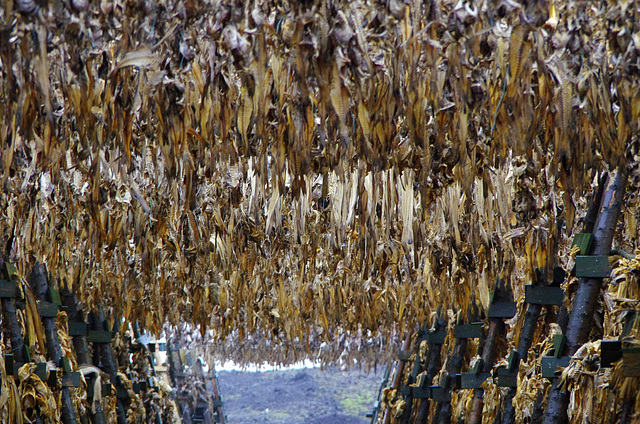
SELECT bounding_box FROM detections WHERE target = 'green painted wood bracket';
[412,385,431,399]
[87,380,113,398]
[488,301,517,319]
[399,385,412,395]
[601,340,622,368]
[622,313,638,337]
[507,350,520,370]
[398,349,412,361]
[0,279,17,298]
[87,330,114,343]
[48,288,62,305]
[35,362,48,381]
[541,356,571,379]
[62,372,82,388]
[61,357,72,372]
[575,255,612,278]
[428,328,447,344]
[495,367,517,387]
[572,233,593,255]
[470,359,484,375]
[460,372,491,389]
[431,386,451,402]
[455,322,484,339]
[525,285,564,305]
[553,334,566,358]
[68,321,88,337]
[2,262,17,280]
[3,354,14,375]
[116,385,129,399]
[212,399,224,408]
[37,300,59,318]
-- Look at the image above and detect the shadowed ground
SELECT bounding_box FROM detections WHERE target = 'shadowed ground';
[217,366,382,424]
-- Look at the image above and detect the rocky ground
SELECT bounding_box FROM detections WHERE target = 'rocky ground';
[216,365,384,424]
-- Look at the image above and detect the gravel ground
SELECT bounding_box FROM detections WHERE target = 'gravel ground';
[216,366,383,424]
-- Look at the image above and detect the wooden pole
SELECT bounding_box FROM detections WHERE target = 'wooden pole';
[0,260,27,365]
[415,316,447,423]
[503,175,607,423]
[468,280,512,424]
[435,337,467,424]
[1,259,46,424]
[168,339,193,424]
[61,289,107,424]
[468,318,505,424]
[29,262,78,424]
[93,305,128,424]
[382,331,412,424]
[132,323,163,424]
[399,328,428,424]
[543,169,627,424]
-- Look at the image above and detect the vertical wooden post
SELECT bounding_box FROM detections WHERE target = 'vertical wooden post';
[415,316,447,423]
[61,289,107,424]
[132,322,163,424]
[382,331,412,424]
[0,261,27,365]
[29,262,78,424]
[544,169,627,424]
[1,259,47,424]
[468,280,511,424]
[92,305,128,424]
[168,339,193,424]
[435,337,467,424]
